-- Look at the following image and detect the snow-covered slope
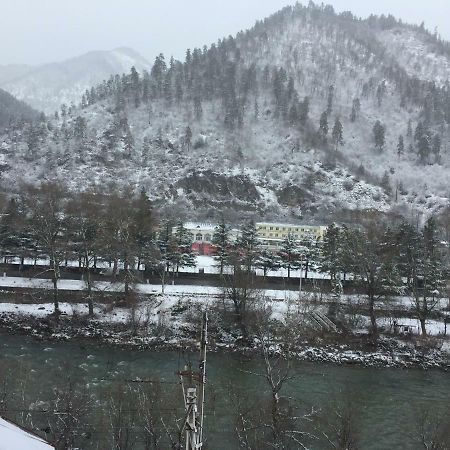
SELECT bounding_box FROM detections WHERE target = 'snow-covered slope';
[0,88,39,129]
[376,27,450,84]
[0,64,33,85]
[0,48,152,113]
[0,4,449,221]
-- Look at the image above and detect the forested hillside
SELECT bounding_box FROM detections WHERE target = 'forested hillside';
[1,2,449,222]
[0,88,38,130]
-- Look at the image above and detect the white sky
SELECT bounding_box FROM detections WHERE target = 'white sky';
[1,0,449,66]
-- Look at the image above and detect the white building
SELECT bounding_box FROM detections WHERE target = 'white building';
[181,222,241,245]
[256,222,327,250]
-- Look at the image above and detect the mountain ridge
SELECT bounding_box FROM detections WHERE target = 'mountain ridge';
[0,47,152,113]
[0,3,449,223]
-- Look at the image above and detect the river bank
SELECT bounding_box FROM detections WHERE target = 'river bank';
[1,309,448,371]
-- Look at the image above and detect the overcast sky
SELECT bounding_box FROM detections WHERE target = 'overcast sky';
[2,0,450,66]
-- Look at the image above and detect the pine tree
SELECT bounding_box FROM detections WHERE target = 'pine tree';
[320,224,342,282]
[376,81,386,106]
[414,121,425,144]
[151,54,167,96]
[332,117,344,150]
[418,132,431,164]
[280,233,302,280]
[194,97,203,121]
[407,119,413,138]
[254,98,259,120]
[238,220,260,273]
[381,171,392,196]
[373,120,386,151]
[299,96,309,125]
[327,85,334,115]
[122,122,134,157]
[397,135,404,159]
[73,116,87,141]
[141,137,150,165]
[184,126,192,151]
[350,98,360,122]
[407,217,445,335]
[212,216,230,275]
[171,222,196,273]
[288,101,299,125]
[255,249,280,278]
[432,134,441,163]
[319,111,329,141]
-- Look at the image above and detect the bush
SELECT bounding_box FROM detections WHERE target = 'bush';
[343,179,354,191]
[193,137,207,149]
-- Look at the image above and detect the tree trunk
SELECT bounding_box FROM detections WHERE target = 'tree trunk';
[85,251,93,316]
[271,392,280,444]
[369,295,377,336]
[51,262,59,313]
[419,317,427,336]
[161,268,166,294]
[124,253,129,296]
[112,257,118,278]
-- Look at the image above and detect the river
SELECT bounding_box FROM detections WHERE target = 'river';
[1,333,449,449]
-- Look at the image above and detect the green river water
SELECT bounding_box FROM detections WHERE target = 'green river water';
[1,333,449,449]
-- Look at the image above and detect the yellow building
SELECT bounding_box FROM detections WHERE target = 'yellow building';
[256,222,327,249]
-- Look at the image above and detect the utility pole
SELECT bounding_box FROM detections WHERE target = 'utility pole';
[178,311,208,450]
[298,253,303,300]
[198,310,208,445]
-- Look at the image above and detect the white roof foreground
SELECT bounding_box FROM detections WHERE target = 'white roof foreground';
[0,417,55,450]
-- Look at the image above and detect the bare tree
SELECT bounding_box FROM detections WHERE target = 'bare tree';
[316,397,361,450]
[21,182,67,313]
[342,223,400,336]
[222,250,261,340]
[235,316,318,449]
[66,190,101,315]
[414,408,450,450]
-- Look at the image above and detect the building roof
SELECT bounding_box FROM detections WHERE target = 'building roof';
[0,417,55,450]
[256,222,326,229]
[183,222,217,231]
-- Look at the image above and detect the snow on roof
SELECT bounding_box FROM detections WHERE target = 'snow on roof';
[256,222,326,229]
[183,222,217,231]
[0,417,55,450]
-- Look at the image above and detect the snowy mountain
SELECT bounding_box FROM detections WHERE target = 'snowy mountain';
[0,48,152,113]
[1,3,449,222]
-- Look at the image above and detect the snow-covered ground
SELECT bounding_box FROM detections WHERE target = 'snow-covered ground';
[0,275,448,339]
[4,255,330,279]
[0,417,54,450]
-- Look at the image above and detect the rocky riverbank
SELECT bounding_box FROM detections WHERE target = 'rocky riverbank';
[1,311,448,371]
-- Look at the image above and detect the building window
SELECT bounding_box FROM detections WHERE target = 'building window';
[270,227,273,230]
[196,233,203,241]
[205,234,211,242]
